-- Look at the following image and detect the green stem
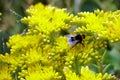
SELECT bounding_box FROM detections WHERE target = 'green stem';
[99,58,103,75]
[15,73,18,80]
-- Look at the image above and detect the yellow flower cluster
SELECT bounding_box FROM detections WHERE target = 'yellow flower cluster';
[21,3,69,35]
[70,10,120,43]
[0,64,12,80]
[65,10,120,64]
[25,64,61,80]
[0,3,119,80]
[7,34,43,54]
[64,66,117,80]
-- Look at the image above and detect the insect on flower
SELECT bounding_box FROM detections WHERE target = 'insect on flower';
[66,34,85,47]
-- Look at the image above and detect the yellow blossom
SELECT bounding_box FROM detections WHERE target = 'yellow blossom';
[25,64,61,80]
[64,66,117,80]
[21,3,69,35]
[0,64,12,80]
[0,3,119,80]
[7,34,43,54]
[72,10,120,42]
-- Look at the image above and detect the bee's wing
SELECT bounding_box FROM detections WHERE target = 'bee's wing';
[66,34,79,46]
[67,38,79,46]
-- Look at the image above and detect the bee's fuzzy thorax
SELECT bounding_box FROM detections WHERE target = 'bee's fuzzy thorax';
[67,34,85,46]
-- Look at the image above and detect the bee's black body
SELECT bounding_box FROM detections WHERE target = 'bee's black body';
[68,34,85,47]
[71,34,85,43]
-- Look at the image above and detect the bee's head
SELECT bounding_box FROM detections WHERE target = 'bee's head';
[82,34,85,39]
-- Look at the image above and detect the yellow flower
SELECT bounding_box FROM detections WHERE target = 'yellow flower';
[64,66,80,80]
[80,66,117,80]
[64,66,117,80]
[24,48,50,65]
[21,3,69,35]
[0,64,12,80]
[80,66,102,80]
[73,10,120,42]
[1,3,119,80]
[54,36,69,52]
[25,64,61,80]
[7,34,43,54]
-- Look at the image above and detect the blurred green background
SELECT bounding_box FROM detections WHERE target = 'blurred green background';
[0,0,120,78]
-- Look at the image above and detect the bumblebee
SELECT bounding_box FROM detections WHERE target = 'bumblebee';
[67,34,85,47]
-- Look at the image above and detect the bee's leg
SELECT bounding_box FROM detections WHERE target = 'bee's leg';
[68,42,78,51]
[70,44,76,49]
[81,43,85,47]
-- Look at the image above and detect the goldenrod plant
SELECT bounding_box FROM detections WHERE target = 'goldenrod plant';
[0,3,120,80]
